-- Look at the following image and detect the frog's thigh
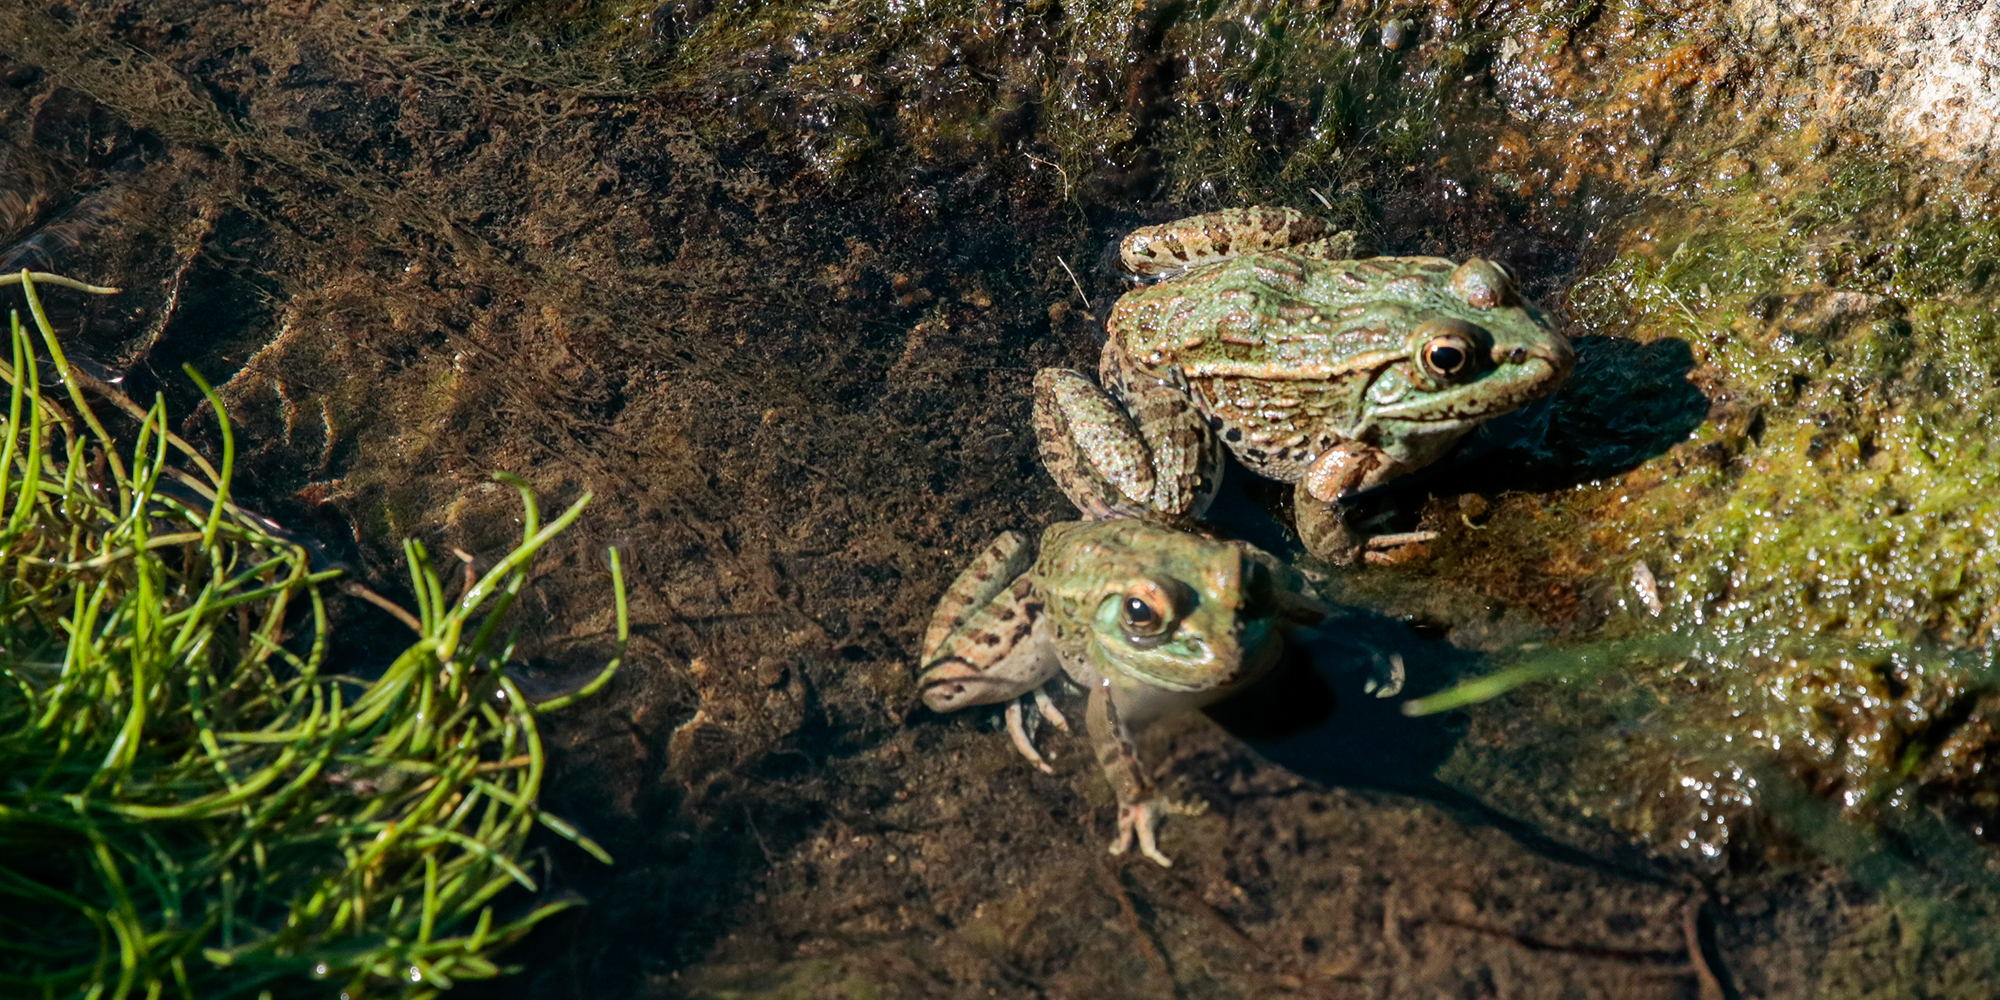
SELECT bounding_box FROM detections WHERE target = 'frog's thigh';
[922,531,1034,663]
[1033,368,1159,518]
[920,598,1060,713]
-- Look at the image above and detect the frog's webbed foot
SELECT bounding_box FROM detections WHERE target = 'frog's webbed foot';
[1362,651,1407,699]
[1003,687,1072,774]
[1361,530,1439,566]
[1111,797,1208,868]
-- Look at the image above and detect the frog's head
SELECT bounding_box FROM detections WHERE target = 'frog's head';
[1361,259,1573,450]
[1042,521,1289,696]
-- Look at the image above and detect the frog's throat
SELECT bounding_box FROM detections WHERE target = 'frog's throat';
[1087,615,1276,694]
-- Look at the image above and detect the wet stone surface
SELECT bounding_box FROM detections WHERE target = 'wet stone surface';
[8,0,2000,996]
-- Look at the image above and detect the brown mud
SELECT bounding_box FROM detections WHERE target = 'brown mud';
[6,1,2000,997]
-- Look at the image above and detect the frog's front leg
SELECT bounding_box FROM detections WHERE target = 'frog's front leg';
[1032,368,1220,522]
[1294,442,1437,565]
[1084,681,1202,867]
[1292,442,1392,563]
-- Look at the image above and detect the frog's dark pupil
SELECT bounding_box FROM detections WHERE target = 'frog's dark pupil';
[1125,597,1157,624]
[1428,342,1466,374]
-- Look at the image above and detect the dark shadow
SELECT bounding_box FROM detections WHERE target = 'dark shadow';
[1206,609,1675,888]
[1427,334,1711,496]
[1198,334,1709,547]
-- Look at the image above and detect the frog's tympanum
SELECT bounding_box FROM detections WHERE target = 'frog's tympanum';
[1033,206,1574,562]
[918,519,1322,866]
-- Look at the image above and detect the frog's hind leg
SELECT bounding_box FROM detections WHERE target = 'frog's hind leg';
[1293,229,1368,262]
[1032,366,1222,522]
[920,534,1061,714]
[1118,206,1329,278]
[1033,368,1160,520]
[922,530,1035,664]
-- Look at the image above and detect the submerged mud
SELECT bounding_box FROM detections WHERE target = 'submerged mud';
[7,0,2000,996]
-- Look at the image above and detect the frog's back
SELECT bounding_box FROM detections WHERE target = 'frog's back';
[1109,255,1447,480]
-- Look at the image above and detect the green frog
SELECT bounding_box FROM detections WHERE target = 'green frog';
[918,518,1323,867]
[1033,206,1575,562]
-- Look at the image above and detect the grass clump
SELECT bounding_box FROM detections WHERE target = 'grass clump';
[0,273,627,998]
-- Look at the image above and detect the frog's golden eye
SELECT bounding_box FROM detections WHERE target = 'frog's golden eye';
[1422,333,1474,380]
[1119,580,1177,640]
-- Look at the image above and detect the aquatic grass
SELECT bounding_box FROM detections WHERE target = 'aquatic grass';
[0,272,627,998]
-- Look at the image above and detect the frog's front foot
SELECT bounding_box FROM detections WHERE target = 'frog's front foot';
[1111,796,1208,867]
[1003,688,1072,774]
[1297,499,1442,565]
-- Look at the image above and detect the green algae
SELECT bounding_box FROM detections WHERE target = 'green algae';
[1412,141,2000,875]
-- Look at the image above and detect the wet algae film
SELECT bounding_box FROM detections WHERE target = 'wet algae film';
[6,0,2000,995]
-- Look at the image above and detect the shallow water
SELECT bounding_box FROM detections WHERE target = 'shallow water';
[7,0,2000,996]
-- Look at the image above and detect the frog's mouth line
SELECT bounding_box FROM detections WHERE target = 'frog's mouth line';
[1366,353,1569,425]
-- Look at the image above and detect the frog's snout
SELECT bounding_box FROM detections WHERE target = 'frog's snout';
[1493,334,1575,384]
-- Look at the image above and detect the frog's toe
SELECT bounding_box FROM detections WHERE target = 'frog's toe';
[1033,687,1071,732]
[1112,801,1175,867]
[1362,651,1408,699]
[1361,530,1437,566]
[1004,699,1056,774]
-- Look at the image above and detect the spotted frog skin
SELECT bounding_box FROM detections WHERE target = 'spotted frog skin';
[1033,206,1575,562]
[918,519,1321,866]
